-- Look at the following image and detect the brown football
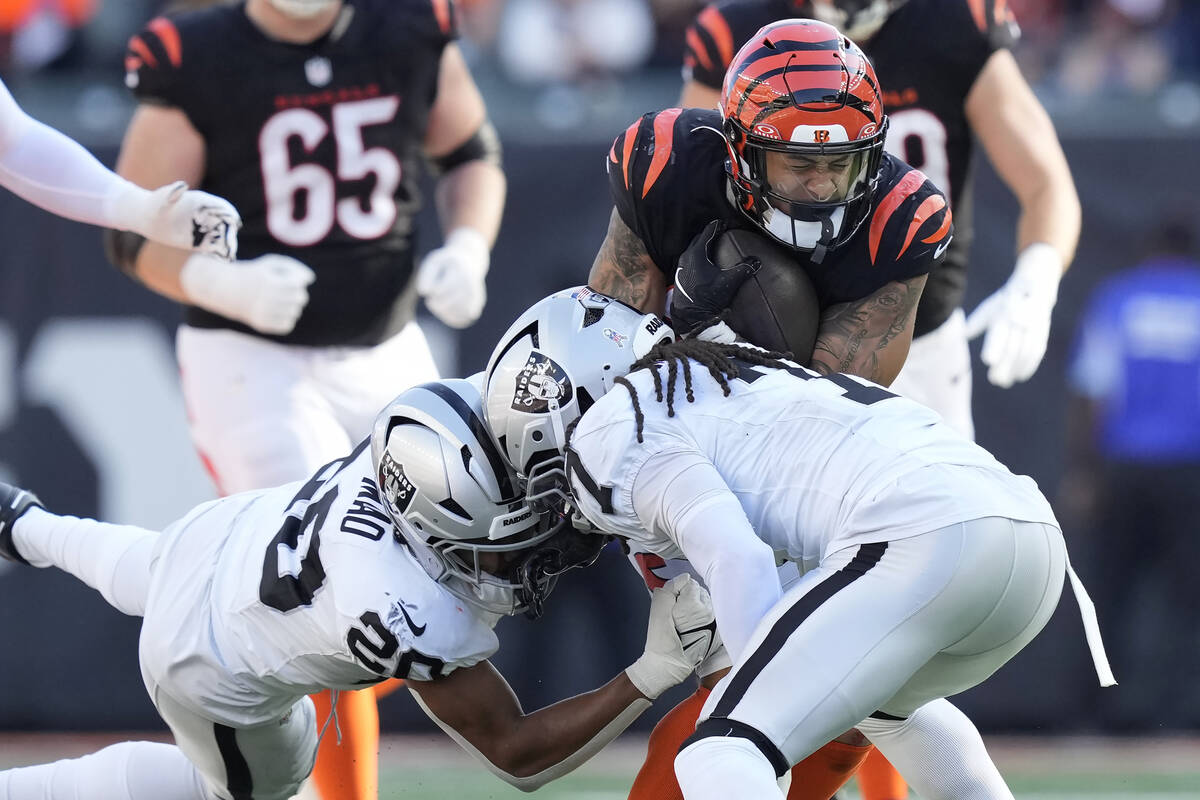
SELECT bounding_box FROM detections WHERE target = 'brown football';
[715,228,821,361]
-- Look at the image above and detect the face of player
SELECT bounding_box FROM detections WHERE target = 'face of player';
[764,150,858,205]
[475,549,522,577]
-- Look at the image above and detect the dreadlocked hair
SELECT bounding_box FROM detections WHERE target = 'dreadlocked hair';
[613,339,792,442]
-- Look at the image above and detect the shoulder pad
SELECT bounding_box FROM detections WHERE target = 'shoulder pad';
[125,16,186,101]
[866,158,952,268]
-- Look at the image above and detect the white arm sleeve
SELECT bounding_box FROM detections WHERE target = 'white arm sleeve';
[632,451,782,661]
[411,690,651,792]
[0,78,147,230]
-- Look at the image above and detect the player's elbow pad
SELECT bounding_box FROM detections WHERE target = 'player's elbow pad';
[103,228,148,280]
[429,119,502,175]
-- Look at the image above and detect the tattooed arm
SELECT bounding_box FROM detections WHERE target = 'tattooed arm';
[809,274,927,386]
[587,208,669,314]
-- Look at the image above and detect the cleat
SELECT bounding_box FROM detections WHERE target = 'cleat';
[0,483,43,565]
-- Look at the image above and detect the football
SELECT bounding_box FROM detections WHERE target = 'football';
[715,228,821,360]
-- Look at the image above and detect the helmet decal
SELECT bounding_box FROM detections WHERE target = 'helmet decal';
[512,353,574,413]
[378,450,416,515]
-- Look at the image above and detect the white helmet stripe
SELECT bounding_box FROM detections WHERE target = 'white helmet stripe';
[421,381,517,500]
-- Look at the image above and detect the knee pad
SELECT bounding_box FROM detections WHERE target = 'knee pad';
[680,716,790,777]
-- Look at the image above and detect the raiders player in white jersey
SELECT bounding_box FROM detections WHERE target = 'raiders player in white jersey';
[483,288,1114,800]
[0,378,721,800]
[0,77,238,256]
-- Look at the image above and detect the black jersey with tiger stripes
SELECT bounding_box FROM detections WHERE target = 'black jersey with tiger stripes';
[125,0,458,346]
[685,0,1017,335]
[607,107,952,314]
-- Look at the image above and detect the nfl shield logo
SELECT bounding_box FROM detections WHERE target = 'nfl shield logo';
[305,56,332,87]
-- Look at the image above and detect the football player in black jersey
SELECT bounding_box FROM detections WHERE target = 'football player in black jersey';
[102,2,505,799]
[679,6,1079,796]
[591,19,951,392]
[682,0,1081,439]
[588,20,954,800]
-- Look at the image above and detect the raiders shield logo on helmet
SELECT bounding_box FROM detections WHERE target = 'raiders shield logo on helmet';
[511,353,574,413]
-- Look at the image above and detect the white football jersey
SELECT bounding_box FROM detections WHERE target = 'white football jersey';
[140,440,500,726]
[568,359,1057,566]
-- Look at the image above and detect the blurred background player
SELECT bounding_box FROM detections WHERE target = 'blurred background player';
[681,0,1081,439]
[102,1,505,798]
[1061,219,1200,731]
[589,21,952,799]
[0,379,720,799]
[0,75,238,257]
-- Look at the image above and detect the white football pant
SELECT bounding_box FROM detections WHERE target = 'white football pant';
[177,322,439,494]
[676,517,1065,799]
[890,308,974,440]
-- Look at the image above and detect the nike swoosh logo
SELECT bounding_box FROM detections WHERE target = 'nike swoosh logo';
[398,603,427,636]
[673,267,695,303]
[933,236,952,260]
[679,620,716,654]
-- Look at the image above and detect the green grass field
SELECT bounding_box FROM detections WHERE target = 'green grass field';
[3,733,1197,798]
[371,735,1200,799]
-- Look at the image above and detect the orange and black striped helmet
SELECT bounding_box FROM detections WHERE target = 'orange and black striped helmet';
[720,19,887,259]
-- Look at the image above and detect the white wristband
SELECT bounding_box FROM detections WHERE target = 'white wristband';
[1012,242,1063,306]
[179,253,233,310]
[100,179,155,234]
[444,227,490,276]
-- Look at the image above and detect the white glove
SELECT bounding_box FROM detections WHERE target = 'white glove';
[626,574,721,700]
[965,243,1063,388]
[416,227,489,329]
[114,180,241,261]
[697,636,733,678]
[180,252,315,335]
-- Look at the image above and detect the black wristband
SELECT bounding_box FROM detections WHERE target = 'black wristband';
[430,119,502,175]
[103,228,149,279]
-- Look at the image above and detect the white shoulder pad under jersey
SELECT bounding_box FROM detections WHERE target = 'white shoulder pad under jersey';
[208,440,500,695]
[570,357,1057,566]
[568,383,692,560]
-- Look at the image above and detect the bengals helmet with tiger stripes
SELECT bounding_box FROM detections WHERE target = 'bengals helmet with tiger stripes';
[721,19,887,260]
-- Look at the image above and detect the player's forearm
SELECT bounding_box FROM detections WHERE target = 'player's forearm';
[434,160,505,246]
[415,672,650,790]
[504,672,652,777]
[0,113,148,231]
[810,275,925,386]
[675,501,781,660]
[132,240,192,302]
[587,209,668,314]
[1015,173,1080,272]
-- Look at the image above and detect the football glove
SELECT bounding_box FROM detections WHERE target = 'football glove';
[626,574,721,700]
[965,243,1063,388]
[416,227,490,329]
[116,180,241,261]
[670,219,760,337]
[180,252,315,336]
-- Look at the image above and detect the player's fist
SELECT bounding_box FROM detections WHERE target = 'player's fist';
[126,180,242,260]
[965,243,1062,388]
[180,252,315,336]
[626,574,720,700]
[670,219,760,337]
[416,227,490,329]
